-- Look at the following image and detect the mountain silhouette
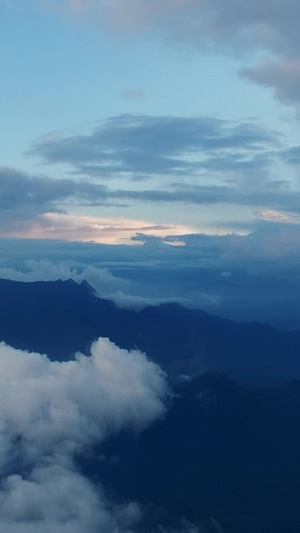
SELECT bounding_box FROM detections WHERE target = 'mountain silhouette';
[81,372,300,532]
[1,277,300,385]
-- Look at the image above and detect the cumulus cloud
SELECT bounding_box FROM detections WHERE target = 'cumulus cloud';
[0,339,167,532]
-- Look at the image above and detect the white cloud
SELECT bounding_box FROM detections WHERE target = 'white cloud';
[0,339,167,532]
[0,260,191,309]
[0,260,127,297]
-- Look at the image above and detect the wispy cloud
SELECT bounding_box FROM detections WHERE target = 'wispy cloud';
[118,89,146,102]
[1,212,193,244]
[27,114,279,179]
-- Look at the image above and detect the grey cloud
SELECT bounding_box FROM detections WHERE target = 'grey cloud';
[40,0,300,107]
[281,145,300,165]
[103,0,300,106]
[104,0,300,54]
[5,161,295,234]
[114,179,300,213]
[27,115,278,179]
[0,167,109,217]
[0,167,123,235]
[241,61,300,105]
[20,114,299,218]
[0,339,167,532]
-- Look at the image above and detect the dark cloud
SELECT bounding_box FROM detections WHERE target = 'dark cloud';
[0,117,298,234]
[114,179,300,212]
[27,115,278,179]
[0,166,109,214]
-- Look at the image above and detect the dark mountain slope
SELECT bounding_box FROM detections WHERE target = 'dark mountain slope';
[82,373,300,532]
[1,278,300,385]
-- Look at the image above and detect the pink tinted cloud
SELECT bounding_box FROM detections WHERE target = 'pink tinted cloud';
[2,212,194,244]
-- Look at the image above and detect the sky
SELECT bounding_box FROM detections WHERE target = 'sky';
[2,0,300,326]
[2,4,300,528]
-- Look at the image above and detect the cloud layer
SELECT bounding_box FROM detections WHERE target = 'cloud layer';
[4,112,299,242]
[0,339,167,532]
[3,222,300,328]
[28,114,277,179]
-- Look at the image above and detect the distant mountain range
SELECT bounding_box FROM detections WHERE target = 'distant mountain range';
[1,277,300,386]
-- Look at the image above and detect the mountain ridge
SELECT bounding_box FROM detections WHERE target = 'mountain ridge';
[1,277,300,385]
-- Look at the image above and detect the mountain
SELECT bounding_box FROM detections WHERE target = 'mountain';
[2,278,300,532]
[80,372,300,532]
[1,277,300,385]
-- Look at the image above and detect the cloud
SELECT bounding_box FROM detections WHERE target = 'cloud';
[254,209,300,223]
[119,89,146,102]
[41,0,98,20]
[2,159,297,238]
[1,212,193,243]
[281,145,300,164]
[0,260,191,309]
[0,166,110,225]
[114,179,300,214]
[5,225,300,327]
[0,339,167,532]
[5,115,299,239]
[241,60,300,105]
[0,166,194,242]
[107,0,300,51]
[0,260,127,295]
[105,0,300,107]
[46,0,300,107]
[27,114,278,179]
[42,0,300,56]
[22,113,300,220]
